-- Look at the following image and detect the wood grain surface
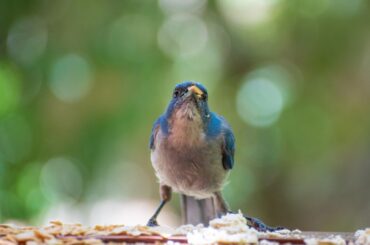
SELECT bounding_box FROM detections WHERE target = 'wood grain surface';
[60,232,355,244]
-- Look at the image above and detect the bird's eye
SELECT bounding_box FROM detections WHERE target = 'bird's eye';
[173,90,180,98]
[202,93,208,100]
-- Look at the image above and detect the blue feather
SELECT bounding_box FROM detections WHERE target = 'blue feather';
[206,113,235,170]
[206,112,222,138]
[150,98,177,150]
[149,117,161,149]
[222,126,235,170]
[151,81,235,169]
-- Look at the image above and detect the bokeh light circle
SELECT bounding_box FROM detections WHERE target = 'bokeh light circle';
[217,0,277,26]
[40,157,83,203]
[49,54,93,103]
[6,17,48,65]
[158,0,207,15]
[106,14,155,64]
[237,65,295,127]
[237,78,283,127]
[157,14,208,59]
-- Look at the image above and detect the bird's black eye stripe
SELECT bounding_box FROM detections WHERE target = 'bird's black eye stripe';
[173,88,185,98]
[173,87,188,98]
[173,86,208,99]
[173,90,180,98]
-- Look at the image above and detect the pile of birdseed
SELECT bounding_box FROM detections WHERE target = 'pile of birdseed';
[186,212,259,244]
[304,235,346,245]
[0,213,368,244]
[355,229,370,245]
[0,221,170,245]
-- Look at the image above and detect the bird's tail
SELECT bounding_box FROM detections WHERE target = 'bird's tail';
[180,194,217,225]
[181,194,285,232]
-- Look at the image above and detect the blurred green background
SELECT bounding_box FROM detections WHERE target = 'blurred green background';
[0,0,369,231]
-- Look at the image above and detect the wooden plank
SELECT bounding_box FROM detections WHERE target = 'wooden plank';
[60,232,356,244]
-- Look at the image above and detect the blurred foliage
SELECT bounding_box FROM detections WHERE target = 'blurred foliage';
[0,0,370,231]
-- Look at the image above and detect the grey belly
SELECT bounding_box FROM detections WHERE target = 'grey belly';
[151,142,228,199]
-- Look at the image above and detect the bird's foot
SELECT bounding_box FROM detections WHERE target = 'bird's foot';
[244,216,285,232]
[146,218,159,227]
[226,211,285,232]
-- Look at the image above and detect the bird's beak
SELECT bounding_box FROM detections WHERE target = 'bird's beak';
[188,85,203,98]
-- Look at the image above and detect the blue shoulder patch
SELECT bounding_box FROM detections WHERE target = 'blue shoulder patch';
[205,113,234,169]
[149,117,162,149]
[205,112,222,138]
[222,127,235,170]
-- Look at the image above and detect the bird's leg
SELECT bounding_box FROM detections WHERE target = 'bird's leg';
[146,199,166,227]
[213,192,229,217]
[146,185,172,227]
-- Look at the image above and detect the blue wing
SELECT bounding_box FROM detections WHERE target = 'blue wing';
[220,118,235,170]
[149,116,161,150]
[206,113,235,170]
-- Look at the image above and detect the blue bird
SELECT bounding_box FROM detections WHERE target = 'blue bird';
[147,81,281,231]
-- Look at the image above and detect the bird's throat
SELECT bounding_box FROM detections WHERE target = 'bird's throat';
[168,106,204,146]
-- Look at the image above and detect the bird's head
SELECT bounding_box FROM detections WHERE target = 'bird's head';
[165,81,210,122]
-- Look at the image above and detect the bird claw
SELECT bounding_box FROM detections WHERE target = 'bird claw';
[226,211,284,232]
[146,218,159,227]
[244,216,285,232]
